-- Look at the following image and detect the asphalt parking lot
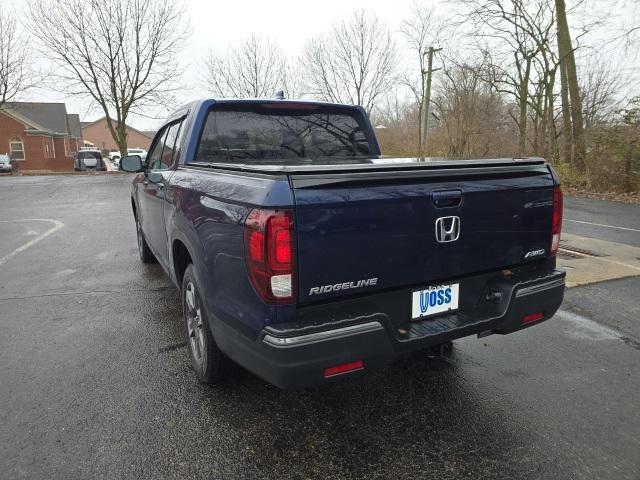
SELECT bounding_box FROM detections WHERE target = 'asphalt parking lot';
[1,174,639,480]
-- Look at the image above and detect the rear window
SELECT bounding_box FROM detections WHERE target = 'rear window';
[195,103,374,165]
[78,151,102,160]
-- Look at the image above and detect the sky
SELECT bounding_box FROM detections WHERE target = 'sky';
[5,0,639,130]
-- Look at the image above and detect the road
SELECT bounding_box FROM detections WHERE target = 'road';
[0,175,638,480]
[564,196,640,247]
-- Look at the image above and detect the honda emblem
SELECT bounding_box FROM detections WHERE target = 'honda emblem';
[435,216,460,243]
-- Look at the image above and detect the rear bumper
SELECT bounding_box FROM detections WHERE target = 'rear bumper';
[217,267,565,389]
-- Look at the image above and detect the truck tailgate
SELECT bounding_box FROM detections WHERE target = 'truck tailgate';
[291,160,555,303]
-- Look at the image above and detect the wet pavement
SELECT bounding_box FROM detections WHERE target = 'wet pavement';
[0,175,639,479]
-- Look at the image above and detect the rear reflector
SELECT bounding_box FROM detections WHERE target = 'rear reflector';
[324,360,364,378]
[523,312,544,324]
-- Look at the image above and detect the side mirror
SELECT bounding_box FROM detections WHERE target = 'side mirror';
[120,154,143,172]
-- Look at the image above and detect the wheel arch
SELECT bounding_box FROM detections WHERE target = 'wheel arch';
[172,237,193,289]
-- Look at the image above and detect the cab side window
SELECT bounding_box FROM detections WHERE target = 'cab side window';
[148,121,183,171]
[159,122,182,169]
[147,127,168,171]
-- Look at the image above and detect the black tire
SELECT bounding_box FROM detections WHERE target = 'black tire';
[182,264,231,384]
[135,213,156,263]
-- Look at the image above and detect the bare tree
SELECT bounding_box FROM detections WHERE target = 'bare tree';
[300,9,398,113]
[371,91,417,129]
[200,35,292,99]
[432,59,511,158]
[604,0,640,50]
[28,0,189,155]
[527,8,562,159]
[581,61,623,129]
[0,5,33,110]
[400,4,448,155]
[462,0,556,156]
[620,97,640,192]
[283,61,308,100]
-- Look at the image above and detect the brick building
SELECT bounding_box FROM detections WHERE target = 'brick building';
[81,117,154,152]
[0,102,83,171]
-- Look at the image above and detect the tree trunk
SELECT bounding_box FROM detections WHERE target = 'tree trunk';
[624,141,633,193]
[557,47,572,162]
[555,0,586,170]
[416,101,424,155]
[535,83,545,156]
[545,70,557,161]
[117,121,128,157]
[541,83,550,159]
[518,62,531,156]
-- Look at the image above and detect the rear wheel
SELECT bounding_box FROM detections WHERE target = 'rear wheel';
[182,264,231,384]
[135,214,156,263]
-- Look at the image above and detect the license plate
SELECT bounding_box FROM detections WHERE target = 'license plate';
[411,283,459,319]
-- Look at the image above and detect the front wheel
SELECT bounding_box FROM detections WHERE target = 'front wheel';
[135,214,156,263]
[182,264,231,384]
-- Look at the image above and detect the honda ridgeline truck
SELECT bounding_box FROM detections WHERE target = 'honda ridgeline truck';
[120,99,565,389]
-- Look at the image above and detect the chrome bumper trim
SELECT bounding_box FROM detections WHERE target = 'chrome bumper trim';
[515,277,565,298]
[262,321,384,348]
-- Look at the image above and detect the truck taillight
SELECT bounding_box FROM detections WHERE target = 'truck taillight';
[244,208,295,304]
[550,186,563,256]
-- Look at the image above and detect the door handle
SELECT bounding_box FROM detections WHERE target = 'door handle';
[432,189,463,208]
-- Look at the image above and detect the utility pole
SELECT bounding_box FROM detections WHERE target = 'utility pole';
[419,46,442,157]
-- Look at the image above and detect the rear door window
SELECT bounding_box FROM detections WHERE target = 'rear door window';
[195,104,374,165]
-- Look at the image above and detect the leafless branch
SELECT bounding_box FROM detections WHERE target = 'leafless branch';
[199,35,293,99]
[27,0,190,153]
[0,5,35,109]
[300,9,398,113]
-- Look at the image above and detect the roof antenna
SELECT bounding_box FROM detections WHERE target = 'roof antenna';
[275,90,285,100]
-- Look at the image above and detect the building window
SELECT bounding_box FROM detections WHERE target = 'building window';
[9,137,25,160]
[44,141,50,158]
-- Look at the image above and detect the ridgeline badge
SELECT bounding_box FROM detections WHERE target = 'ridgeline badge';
[309,278,378,296]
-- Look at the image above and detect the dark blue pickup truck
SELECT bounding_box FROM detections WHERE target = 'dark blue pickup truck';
[120,99,565,389]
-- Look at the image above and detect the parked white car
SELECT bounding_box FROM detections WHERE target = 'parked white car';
[0,154,13,173]
[110,149,147,169]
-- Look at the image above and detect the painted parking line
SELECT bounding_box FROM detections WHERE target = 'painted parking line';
[0,219,64,267]
[565,219,640,233]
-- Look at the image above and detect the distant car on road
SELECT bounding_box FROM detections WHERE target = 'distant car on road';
[0,154,13,173]
[75,150,106,171]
